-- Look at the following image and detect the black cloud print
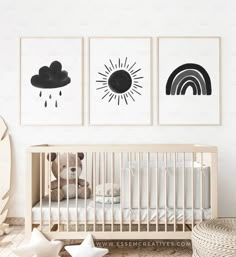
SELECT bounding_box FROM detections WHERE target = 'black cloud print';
[31,61,71,89]
[31,61,71,108]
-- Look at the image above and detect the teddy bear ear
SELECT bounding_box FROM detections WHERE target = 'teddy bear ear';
[78,152,84,160]
[47,153,57,162]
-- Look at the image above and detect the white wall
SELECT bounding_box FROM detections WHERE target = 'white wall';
[0,0,235,217]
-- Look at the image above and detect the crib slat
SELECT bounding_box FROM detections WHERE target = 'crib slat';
[75,152,78,232]
[165,152,167,232]
[200,152,203,222]
[85,152,88,232]
[93,152,96,232]
[48,152,51,232]
[147,152,149,232]
[174,153,176,232]
[111,152,114,232]
[44,153,49,196]
[106,152,108,183]
[66,153,69,232]
[210,152,218,218]
[156,152,158,232]
[91,153,93,196]
[103,153,105,232]
[138,152,141,232]
[98,152,101,185]
[129,152,131,232]
[183,153,185,232]
[192,153,194,230]
[120,152,123,232]
[40,153,42,230]
[58,153,60,232]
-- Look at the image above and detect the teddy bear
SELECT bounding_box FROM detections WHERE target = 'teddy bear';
[47,152,91,201]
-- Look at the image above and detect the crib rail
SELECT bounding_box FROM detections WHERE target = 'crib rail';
[26,144,217,240]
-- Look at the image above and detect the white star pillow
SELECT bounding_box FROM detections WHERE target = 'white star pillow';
[13,228,64,257]
[65,234,108,257]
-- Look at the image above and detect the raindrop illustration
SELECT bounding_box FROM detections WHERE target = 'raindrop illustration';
[59,91,62,96]
[55,100,58,108]
[49,94,52,99]
[39,91,42,97]
[44,100,47,108]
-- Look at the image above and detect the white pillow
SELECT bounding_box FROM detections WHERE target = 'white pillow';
[96,183,120,197]
[65,234,108,257]
[96,196,120,204]
[13,228,63,257]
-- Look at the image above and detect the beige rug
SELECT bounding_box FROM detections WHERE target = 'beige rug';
[107,247,192,257]
[60,241,192,256]
[2,226,192,256]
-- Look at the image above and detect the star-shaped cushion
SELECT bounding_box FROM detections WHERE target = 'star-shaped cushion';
[13,228,64,257]
[65,234,108,257]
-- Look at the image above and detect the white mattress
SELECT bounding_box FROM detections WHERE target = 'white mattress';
[32,197,211,223]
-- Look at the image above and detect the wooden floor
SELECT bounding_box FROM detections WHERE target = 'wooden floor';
[0,226,25,257]
[0,226,192,257]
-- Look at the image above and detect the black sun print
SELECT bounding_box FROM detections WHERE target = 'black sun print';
[96,57,144,105]
[31,61,71,108]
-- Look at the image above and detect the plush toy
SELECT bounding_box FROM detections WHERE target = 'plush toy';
[47,152,91,201]
[13,228,64,257]
[65,234,108,257]
[0,223,10,236]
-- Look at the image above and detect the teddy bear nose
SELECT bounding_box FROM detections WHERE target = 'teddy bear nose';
[71,168,76,172]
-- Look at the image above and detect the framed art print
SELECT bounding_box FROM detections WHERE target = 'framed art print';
[89,37,152,125]
[20,37,83,125]
[158,37,221,125]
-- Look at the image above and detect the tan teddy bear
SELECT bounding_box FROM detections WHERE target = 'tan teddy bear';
[47,152,91,201]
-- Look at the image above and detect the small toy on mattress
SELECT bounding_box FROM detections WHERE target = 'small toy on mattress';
[95,183,120,204]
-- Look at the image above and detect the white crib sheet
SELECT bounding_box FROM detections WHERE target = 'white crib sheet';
[32,197,211,223]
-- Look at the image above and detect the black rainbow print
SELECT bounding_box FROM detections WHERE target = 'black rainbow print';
[96,57,143,105]
[166,63,211,95]
[31,61,71,108]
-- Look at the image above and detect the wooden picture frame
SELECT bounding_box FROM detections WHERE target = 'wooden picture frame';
[157,37,221,126]
[89,37,152,126]
[20,37,84,126]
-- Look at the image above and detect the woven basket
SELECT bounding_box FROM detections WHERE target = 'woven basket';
[192,219,236,257]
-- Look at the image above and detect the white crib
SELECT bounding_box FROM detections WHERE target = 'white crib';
[26,144,217,240]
